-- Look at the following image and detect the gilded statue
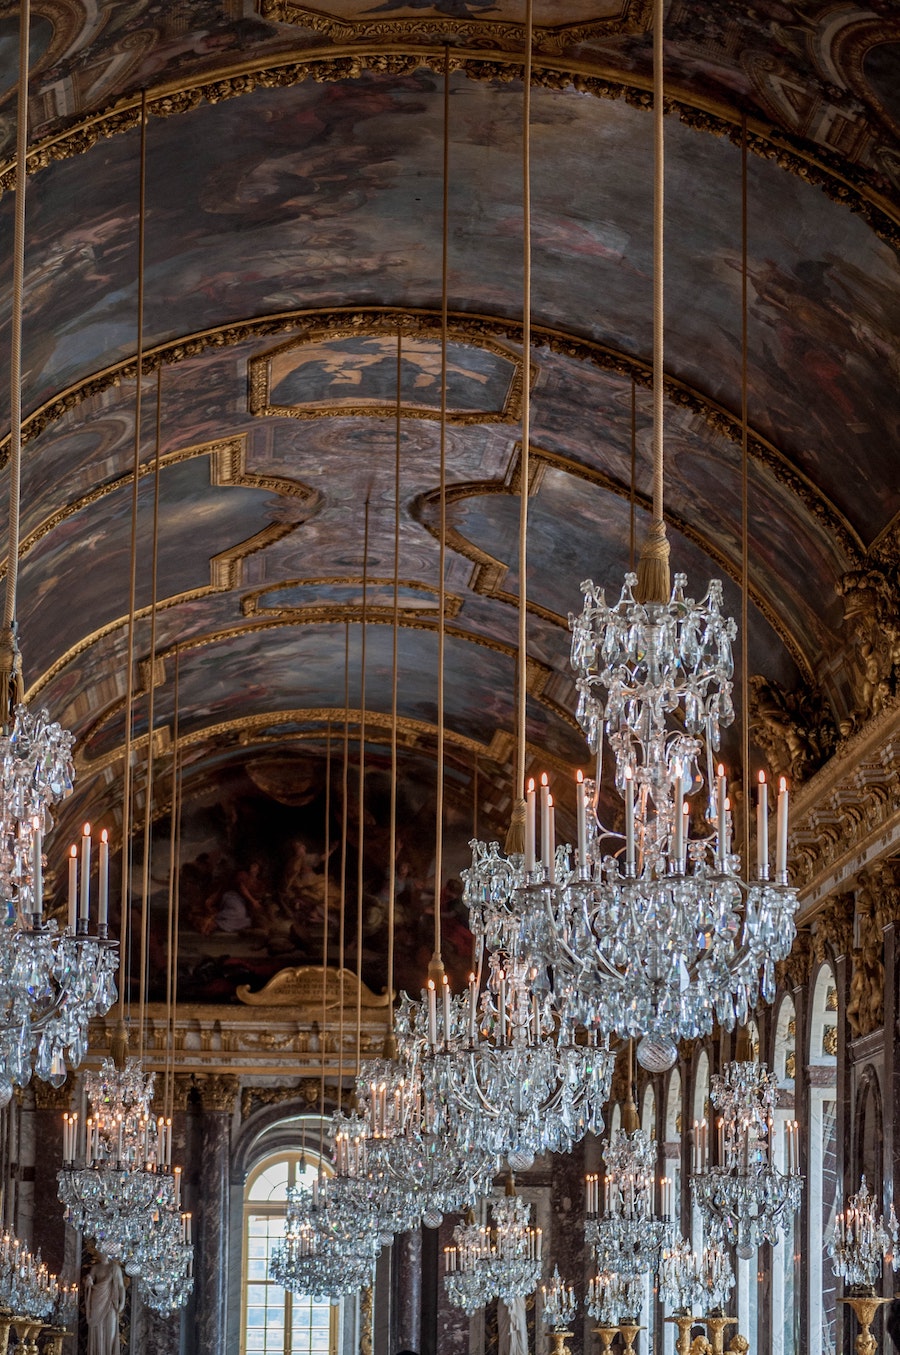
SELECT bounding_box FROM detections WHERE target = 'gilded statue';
[748,674,835,783]
[837,567,900,731]
[846,872,886,1039]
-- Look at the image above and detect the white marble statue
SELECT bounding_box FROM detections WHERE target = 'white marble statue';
[84,1255,126,1355]
[498,1296,529,1355]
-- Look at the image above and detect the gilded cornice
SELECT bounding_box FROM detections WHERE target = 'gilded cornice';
[791,699,900,919]
[0,43,897,247]
[257,0,650,49]
[6,307,860,574]
[241,576,462,620]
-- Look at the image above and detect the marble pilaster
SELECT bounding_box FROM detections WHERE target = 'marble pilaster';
[31,1081,70,1275]
[550,1143,586,1355]
[436,1216,469,1355]
[391,1227,422,1355]
[196,1076,238,1355]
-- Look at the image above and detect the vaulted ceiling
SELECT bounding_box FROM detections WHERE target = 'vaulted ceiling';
[0,0,898,894]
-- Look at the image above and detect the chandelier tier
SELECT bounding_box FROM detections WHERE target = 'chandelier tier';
[691,1059,802,1258]
[270,1170,381,1302]
[133,1207,194,1315]
[659,1236,735,1314]
[586,1269,644,1326]
[828,1176,899,1291]
[443,1187,542,1313]
[57,1058,178,1268]
[0,1231,62,1322]
[542,1266,577,1331]
[585,1124,674,1281]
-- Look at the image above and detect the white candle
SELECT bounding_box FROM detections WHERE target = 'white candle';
[67,846,78,932]
[540,773,551,869]
[673,771,684,866]
[625,768,635,872]
[497,970,507,1043]
[576,769,587,869]
[717,764,727,864]
[32,820,42,920]
[79,823,92,922]
[442,976,452,1043]
[525,777,536,872]
[174,1166,182,1208]
[547,794,556,882]
[724,798,732,856]
[468,973,478,1042]
[776,777,789,878]
[693,1119,699,1172]
[717,1116,725,1165]
[99,830,109,928]
[427,980,437,1047]
[757,771,768,877]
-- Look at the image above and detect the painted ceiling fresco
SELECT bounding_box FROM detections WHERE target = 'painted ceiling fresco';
[0,2,896,999]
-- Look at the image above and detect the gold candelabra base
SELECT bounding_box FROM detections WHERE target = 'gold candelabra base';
[549,1330,575,1355]
[593,1325,619,1354]
[841,1292,893,1355]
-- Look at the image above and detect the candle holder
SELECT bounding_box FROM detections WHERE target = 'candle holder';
[665,1313,696,1355]
[618,1321,643,1355]
[548,1332,574,1355]
[840,1293,893,1355]
[592,1326,618,1355]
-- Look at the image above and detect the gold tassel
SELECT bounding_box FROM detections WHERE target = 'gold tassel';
[504,796,527,855]
[110,1019,129,1070]
[428,952,446,984]
[634,518,671,605]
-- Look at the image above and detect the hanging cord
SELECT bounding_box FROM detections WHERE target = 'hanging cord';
[116,90,149,1037]
[629,379,637,574]
[1,0,31,724]
[504,0,533,856]
[355,497,371,1078]
[383,329,403,1051]
[164,644,181,1122]
[634,0,671,605]
[430,44,452,978]
[740,117,751,871]
[319,722,332,1153]
[335,622,351,1128]
[138,367,163,1065]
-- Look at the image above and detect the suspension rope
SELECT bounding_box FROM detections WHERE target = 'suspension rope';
[635,0,671,604]
[118,90,149,1029]
[2,0,32,721]
[385,329,403,1022]
[164,643,181,1122]
[741,117,751,871]
[629,379,637,574]
[138,367,163,1065]
[355,496,370,1074]
[319,721,332,1148]
[336,622,351,1118]
[431,45,452,978]
[504,0,533,856]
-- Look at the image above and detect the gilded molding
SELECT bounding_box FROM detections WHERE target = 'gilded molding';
[416,441,818,684]
[257,0,649,50]
[24,435,319,703]
[1,45,897,248]
[5,308,859,586]
[248,323,528,426]
[791,701,900,918]
[196,1074,241,1114]
[241,575,462,619]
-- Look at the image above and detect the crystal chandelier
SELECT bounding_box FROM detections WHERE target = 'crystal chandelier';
[443,1187,542,1312]
[585,1124,673,1280]
[691,1060,802,1258]
[271,1169,380,1302]
[355,1028,499,1230]
[828,1176,899,1290]
[0,815,118,1099]
[545,582,799,1070]
[542,1266,577,1330]
[417,948,613,1171]
[135,1209,194,1315]
[0,1231,61,1321]
[660,1236,735,1314]
[57,1058,177,1268]
[586,1269,643,1326]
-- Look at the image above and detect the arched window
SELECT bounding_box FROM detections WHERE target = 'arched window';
[808,964,838,1355]
[242,1150,339,1355]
